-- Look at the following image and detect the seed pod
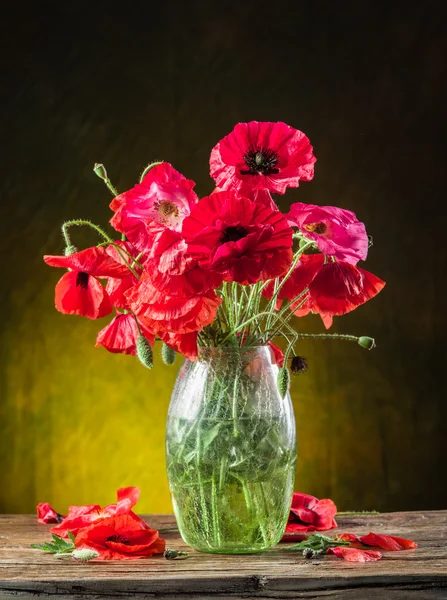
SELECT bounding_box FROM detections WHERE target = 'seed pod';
[72,548,99,562]
[93,163,108,181]
[161,343,176,365]
[358,336,376,350]
[277,367,290,398]
[136,335,153,369]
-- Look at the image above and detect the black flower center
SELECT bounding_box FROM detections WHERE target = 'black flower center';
[106,534,130,545]
[76,272,89,289]
[221,225,249,244]
[240,145,280,176]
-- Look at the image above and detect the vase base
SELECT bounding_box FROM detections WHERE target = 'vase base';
[193,545,274,555]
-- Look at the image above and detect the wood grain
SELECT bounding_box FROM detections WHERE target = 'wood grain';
[0,512,446,599]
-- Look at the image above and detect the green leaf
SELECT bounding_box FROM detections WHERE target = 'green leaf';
[31,533,75,554]
[67,531,76,544]
[288,533,351,554]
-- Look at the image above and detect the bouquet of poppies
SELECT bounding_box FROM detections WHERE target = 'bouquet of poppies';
[44,121,385,389]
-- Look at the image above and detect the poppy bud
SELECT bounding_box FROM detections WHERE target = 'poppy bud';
[93,163,108,181]
[64,244,77,256]
[72,548,99,562]
[136,335,153,369]
[290,356,308,374]
[161,343,176,365]
[277,367,290,398]
[358,336,376,350]
[164,548,189,560]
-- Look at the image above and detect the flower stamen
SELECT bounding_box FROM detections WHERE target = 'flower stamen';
[303,222,328,235]
[240,145,280,176]
[220,225,249,244]
[75,272,89,289]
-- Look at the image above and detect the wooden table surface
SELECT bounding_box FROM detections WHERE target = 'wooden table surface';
[0,512,446,599]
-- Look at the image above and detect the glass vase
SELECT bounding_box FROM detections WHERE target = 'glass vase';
[166,346,296,554]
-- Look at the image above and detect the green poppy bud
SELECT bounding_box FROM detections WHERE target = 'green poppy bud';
[277,367,290,398]
[164,548,189,560]
[136,336,153,369]
[64,244,77,256]
[93,163,108,181]
[161,343,176,365]
[72,548,99,562]
[358,336,376,350]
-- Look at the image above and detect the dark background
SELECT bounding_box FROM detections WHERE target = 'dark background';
[1,1,446,513]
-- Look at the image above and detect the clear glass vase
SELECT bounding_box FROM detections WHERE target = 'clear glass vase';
[166,346,296,554]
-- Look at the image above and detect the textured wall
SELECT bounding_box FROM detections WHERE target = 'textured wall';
[0,2,446,514]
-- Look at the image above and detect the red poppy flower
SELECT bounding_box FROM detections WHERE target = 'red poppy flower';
[95,313,155,355]
[283,492,338,541]
[50,487,145,538]
[210,121,316,195]
[359,532,417,551]
[74,513,165,560]
[158,331,199,361]
[110,162,198,255]
[37,503,65,524]
[44,247,130,320]
[263,254,324,310]
[182,191,293,285]
[144,222,223,297]
[103,241,142,309]
[307,261,386,329]
[126,272,221,335]
[328,546,382,562]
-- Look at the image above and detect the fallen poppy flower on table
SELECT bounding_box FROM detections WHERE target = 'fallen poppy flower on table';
[47,487,147,538]
[281,492,338,541]
[74,513,165,560]
[37,503,65,524]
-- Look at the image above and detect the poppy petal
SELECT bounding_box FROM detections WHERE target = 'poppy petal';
[328,546,382,562]
[360,532,417,551]
[44,246,129,278]
[36,503,65,524]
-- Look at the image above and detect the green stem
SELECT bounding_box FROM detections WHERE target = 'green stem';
[62,220,140,279]
[211,470,221,546]
[294,333,361,343]
[219,311,279,346]
[140,161,163,182]
[265,241,314,313]
[231,370,241,436]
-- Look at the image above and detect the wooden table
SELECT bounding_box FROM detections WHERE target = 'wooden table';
[0,512,446,599]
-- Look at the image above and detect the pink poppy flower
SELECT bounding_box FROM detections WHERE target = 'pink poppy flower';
[210,121,316,195]
[287,202,368,265]
[110,162,198,254]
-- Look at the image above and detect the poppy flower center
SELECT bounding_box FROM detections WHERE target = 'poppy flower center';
[303,221,328,235]
[154,200,180,217]
[240,145,280,176]
[106,534,130,545]
[75,272,89,289]
[221,225,249,244]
